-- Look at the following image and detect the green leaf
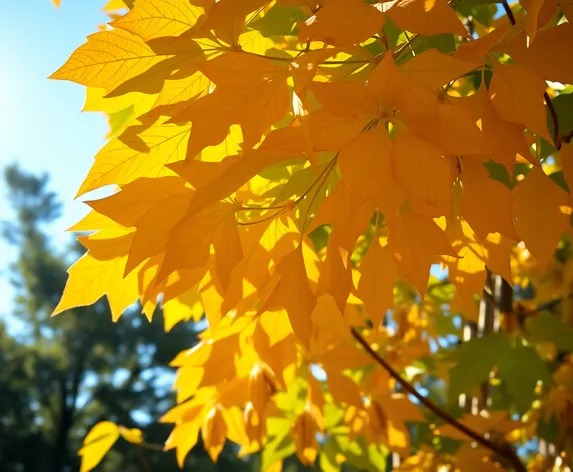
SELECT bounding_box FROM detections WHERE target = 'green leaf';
[448,332,511,400]
[548,93,573,142]
[262,418,296,471]
[334,435,387,472]
[549,171,570,193]
[498,344,552,413]
[526,312,573,351]
[272,166,317,204]
[107,105,135,136]
[249,5,306,37]
[485,159,512,188]
[320,438,343,472]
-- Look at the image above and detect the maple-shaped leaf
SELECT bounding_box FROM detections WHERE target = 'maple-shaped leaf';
[50,30,204,96]
[385,0,469,38]
[87,176,190,226]
[54,228,140,321]
[162,285,204,331]
[450,86,532,172]
[291,48,343,98]
[392,128,452,217]
[355,236,397,327]
[79,422,120,472]
[366,53,439,126]
[498,22,573,85]
[460,159,518,240]
[170,52,290,154]
[415,103,496,157]
[489,63,551,143]
[110,0,204,41]
[200,0,271,46]
[512,166,570,268]
[77,117,190,197]
[455,23,510,63]
[259,248,316,350]
[297,0,385,46]
[157,201,241,282]
[442,218,491,312]
[147,67,211,118]
[316,238,353,313]
[202,405,228,461]
[326,371,363,408]
[401,49,478,89]
[338,125,405,217]
[388,208,456,296]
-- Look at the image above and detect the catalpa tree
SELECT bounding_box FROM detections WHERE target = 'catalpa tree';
[49,0,573,470]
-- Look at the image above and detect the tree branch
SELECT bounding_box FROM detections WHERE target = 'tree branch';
[501,0,516,25]
[350,327,527,472]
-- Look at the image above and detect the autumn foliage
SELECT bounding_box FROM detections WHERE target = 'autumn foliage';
[48,0,573,470]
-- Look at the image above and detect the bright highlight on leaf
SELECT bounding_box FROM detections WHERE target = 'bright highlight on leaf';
[50,0,573,469]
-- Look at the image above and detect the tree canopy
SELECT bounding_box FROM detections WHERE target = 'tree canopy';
[47,0,573,470]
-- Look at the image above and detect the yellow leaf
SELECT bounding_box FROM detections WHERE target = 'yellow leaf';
[50,30,204,96]
[78,422,120,472]
[460,158,518,240]
[259,248,316,350]
[338,126,404,217]
[355,236,397,327]
[512,166,570,268]
[200,0,270,46]
[170,53,290,153]
[53,228,140,321]
[148,68,211,118]
[103,0,129,11]
[386,0,469,38]
[162,286,204,331]
[158,201,240,282]
[52,0,62,7]
[293,408,321,466]
[202,405,228,461]
[392,129,453,217]
[118,426,143,444]
[297,0,385,46]
[401,48,478,89]
[450,87,532,171]
[498,22,573,85]
[77,117,191,197]
[110,0,204,41]
[489,63,550,142]
[388,209,456,296]
[165,421,201,467]
[456,23,510,63]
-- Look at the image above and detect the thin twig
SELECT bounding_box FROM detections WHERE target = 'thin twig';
[501,0,516,25]
[350,327,527,472]
[137,445,153,472]
[545,92,561,149]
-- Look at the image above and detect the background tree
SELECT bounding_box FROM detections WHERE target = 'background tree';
[1,165,256,472]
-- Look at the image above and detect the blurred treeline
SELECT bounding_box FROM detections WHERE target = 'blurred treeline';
[0,165,268,472]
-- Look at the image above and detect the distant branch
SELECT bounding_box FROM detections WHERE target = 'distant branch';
[350,327,527,472]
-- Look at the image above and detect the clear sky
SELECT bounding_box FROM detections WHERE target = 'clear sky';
[0,1,113,322]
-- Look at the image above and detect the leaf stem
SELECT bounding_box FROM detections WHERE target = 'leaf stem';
[350,327,527,472]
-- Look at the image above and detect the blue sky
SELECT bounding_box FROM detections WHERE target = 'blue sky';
[0,1,112,321]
